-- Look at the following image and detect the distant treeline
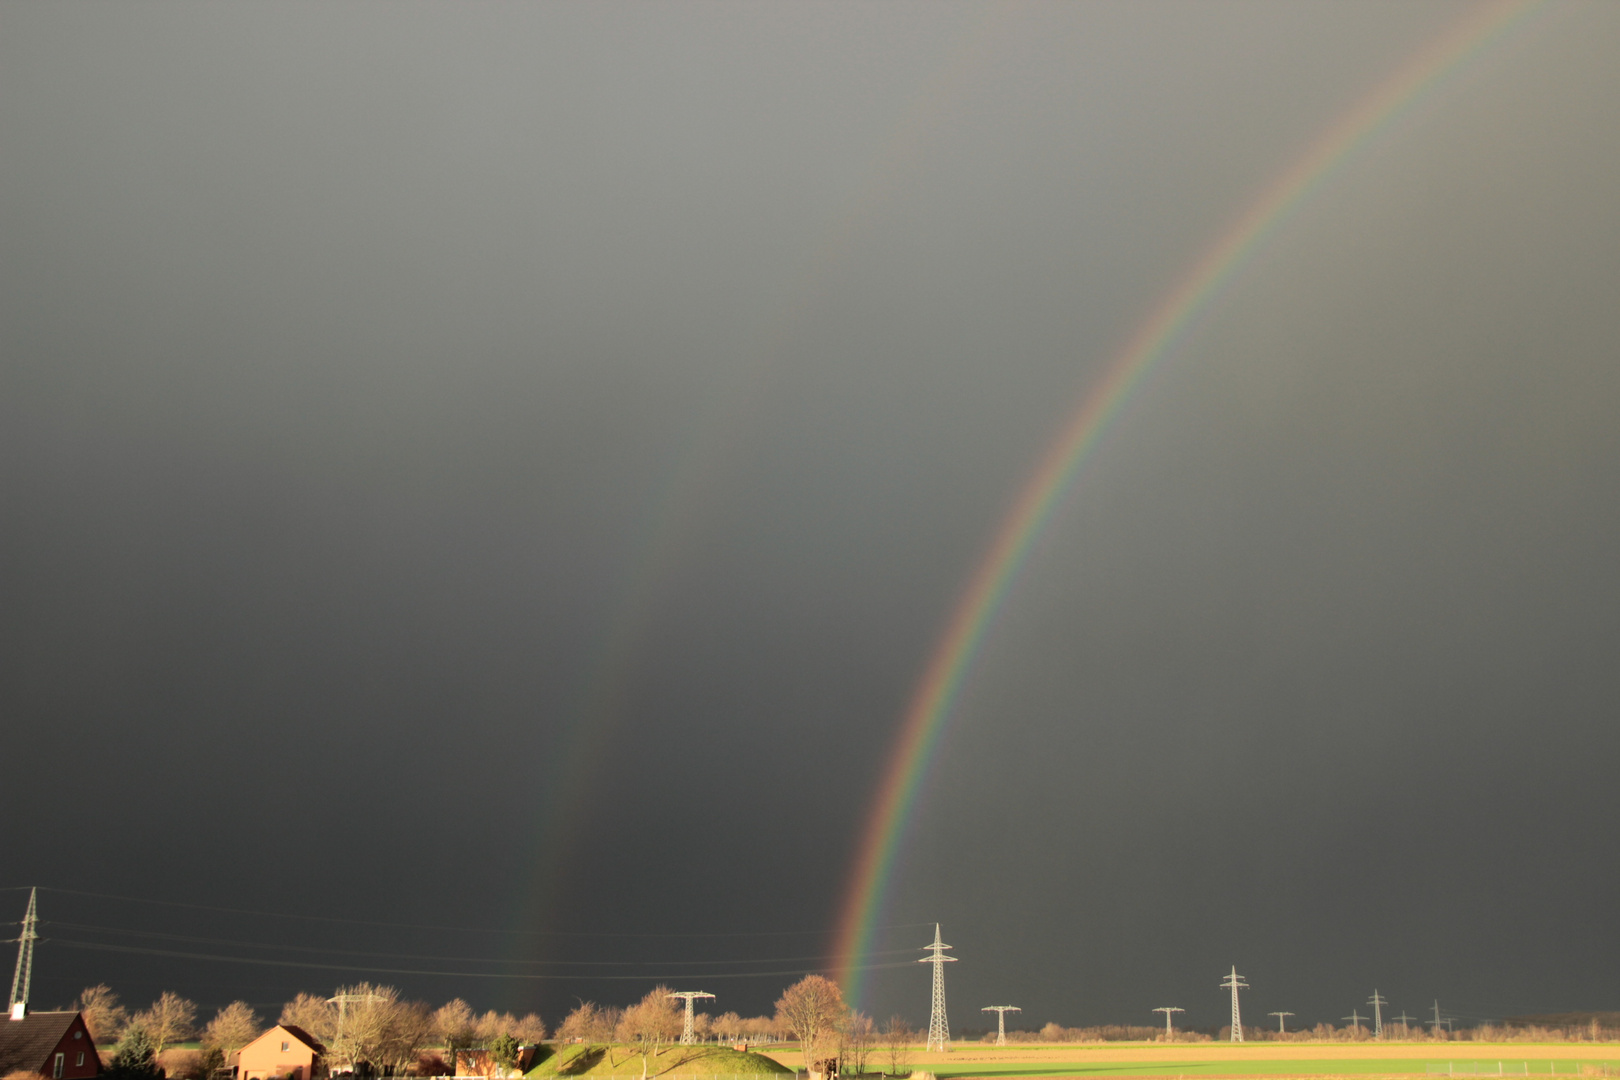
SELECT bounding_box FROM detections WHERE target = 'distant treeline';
[979,1021,1620,1043]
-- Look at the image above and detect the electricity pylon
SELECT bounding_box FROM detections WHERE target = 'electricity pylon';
[668,992,716,1044]
[1220,968,1248,1042]
[8,888,37,1018]
[981,1006,1019,1046]
[920,924,956,1052]
[1153,1007,1184,1037]
[1395,1012,1418,1034]
[1428,1001,1445,1031]
[1342,1010,1367,1034]
[1367,991,1387,1038]
[1268,1012,1294,1034]
[328,988,389,1061]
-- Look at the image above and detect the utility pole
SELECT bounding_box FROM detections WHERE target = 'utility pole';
[920,925,956,1052]
[1367,991,1387,1038]
[8,888,37,1020]
[1220,968,1248,1043]
[1268,1012,1294,1034]
[667,992,715,1045]
[1342,1010,1367,1035]
[981,1007,1019,1046]
[1153,1008,1184,1038]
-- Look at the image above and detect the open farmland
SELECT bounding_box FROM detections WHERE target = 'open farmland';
[778,1044,1620,1080]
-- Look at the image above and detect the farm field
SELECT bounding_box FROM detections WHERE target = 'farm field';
[882,1044,1620,1080]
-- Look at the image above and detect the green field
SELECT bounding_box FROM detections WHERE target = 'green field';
[528,1044,792,1079]
[927,1058,1615,1079]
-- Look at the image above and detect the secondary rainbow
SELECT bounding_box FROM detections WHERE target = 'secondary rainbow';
[832,0,1543,1004]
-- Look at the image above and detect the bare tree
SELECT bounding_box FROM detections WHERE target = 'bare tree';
[326,983,400,1072]
[74,985,129,1044]
[742,1015,780,1043]
[134,992,198,1057]
[882,1016,913,1078]
[475,1011,518,1045]
[433,999,477,1071]
[596,1007,624,1048]
[557,1002,600,1044]
[513,1013,547,1045]
[616,987,681,1080]
[843,1013,875,1076]
[202,1002,261,1063]
[382,1000,435,1076]
[280,994,338,1047]
[776,976,846,1076]
[713,1012,743,1045]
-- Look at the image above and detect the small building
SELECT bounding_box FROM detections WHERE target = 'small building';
[0,1010,101,1080]
[236,1025,324,1080]
[451,1046,539,1079]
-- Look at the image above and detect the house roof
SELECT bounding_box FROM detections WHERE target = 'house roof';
[271,1025,325,1054]
[0,1011,88,1075]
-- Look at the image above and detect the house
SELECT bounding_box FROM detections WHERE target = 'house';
[451,1046,539,1078]
[0,1010,101,1080]
[236,1025,324,1080]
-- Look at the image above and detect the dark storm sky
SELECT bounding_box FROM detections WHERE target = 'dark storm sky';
[4,0,1619,1037]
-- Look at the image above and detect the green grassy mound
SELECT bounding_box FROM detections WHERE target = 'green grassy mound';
[528,1044,791,1079]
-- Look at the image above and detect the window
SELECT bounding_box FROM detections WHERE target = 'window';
[281,1042,291,1052]
[54,1053,64,1078]
[77,1053,85,1067]
[74,1032,83,1040]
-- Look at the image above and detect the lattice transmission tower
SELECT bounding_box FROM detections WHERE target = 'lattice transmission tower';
[8,888,37,1019]
[1268,1012,1294,1034]
[1220,967,1248,1042]
[1153,1007,1184,1037]
[668,992,715,1044]
[920,924,956,1052]
[1367,991,1387,1038]
[981,1006,1019,1046]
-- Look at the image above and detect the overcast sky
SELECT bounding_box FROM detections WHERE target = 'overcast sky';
[3,0,1619,1037]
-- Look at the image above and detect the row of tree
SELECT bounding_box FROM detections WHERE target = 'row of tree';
[71,985,545,1078]
[556,976,916,1078]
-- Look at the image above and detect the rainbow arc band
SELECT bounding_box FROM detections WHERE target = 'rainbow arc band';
[831,0,1542,1007]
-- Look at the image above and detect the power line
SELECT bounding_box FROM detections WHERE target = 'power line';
[981,1006,1019,1046]
[920,925,955,1052]
[48,938,920,982]
[1368,991,1388,1038]
[1153,1007,1184,1037]
[41,921,917,969]
[1220,967,1248,1043]
[8,889,37,1017]
[30,887,932,941]
[668,992,715,1044]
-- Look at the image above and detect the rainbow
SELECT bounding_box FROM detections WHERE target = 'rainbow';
[832,0,1543,1005]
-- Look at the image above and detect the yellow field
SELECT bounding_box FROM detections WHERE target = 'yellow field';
[768,1042,1620,1079]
